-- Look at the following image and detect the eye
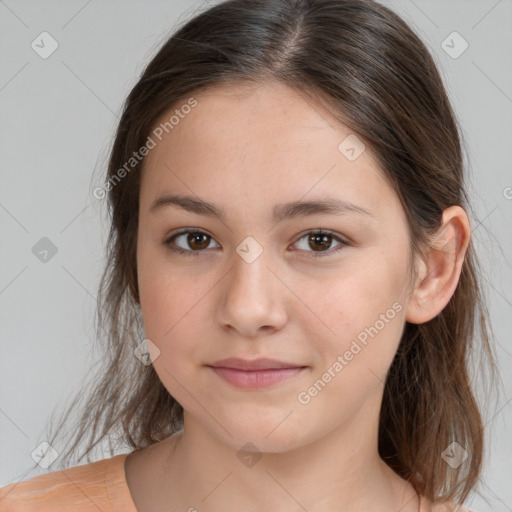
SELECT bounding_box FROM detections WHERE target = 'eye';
[291,229,348,258]
[162,228,349,258]
[163,229,220,256]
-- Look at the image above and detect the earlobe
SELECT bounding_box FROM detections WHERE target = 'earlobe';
[405,206,471,325]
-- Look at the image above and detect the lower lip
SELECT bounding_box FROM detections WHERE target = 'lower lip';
[208,366,306,388]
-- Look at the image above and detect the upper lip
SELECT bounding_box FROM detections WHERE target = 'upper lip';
[207,358,306,371]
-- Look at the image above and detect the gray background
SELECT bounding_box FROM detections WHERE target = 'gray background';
[0,1,511,510]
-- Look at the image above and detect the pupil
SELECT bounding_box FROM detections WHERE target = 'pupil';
[189,233,209,250]
[310,234,331,251]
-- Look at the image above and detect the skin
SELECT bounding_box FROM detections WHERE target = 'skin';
[126,81,471,512]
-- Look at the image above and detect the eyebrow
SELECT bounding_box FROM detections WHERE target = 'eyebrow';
[149,194,374,222]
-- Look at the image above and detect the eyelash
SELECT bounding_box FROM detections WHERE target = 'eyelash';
[162,228,349,259]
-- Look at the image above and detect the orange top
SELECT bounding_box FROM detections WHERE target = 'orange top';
[0,453,137,512]
[0,452,473,512]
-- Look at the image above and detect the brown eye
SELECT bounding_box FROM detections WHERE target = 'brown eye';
[163,229,220,256]
[292,230,348,258]
[186,232,211,250]
[308,233,334,251]
[163,228,348,259]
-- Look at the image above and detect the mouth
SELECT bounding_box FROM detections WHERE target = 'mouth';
[205,358,308,389]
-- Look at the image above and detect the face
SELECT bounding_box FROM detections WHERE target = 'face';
[136,81,415,452]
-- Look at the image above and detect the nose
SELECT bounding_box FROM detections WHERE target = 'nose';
[216,248,288,338]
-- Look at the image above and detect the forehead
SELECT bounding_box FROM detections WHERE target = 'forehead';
[140,81,400,222]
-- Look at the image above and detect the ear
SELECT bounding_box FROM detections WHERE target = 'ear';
[406,206,471,324]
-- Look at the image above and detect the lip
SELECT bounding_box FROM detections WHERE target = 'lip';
[208,357,305,371]
[206,358,308,389]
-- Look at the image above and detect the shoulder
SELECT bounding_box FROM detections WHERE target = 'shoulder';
[0,453,137,512]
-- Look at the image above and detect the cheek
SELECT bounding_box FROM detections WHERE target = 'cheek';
[137,251,222,383]
[303,262,406,376]
[294,274,405,427]
[138,266,205,401]
[138,245,207,334]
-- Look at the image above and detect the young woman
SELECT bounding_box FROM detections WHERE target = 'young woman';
[0,0,498,510]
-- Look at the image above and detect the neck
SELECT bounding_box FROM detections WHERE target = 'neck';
[160,397,419,512]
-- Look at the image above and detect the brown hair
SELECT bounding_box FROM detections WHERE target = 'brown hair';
[41,0,499,505]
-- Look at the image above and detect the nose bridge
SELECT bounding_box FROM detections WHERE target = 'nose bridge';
[218,239,287,335]
[229,240,274,301]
